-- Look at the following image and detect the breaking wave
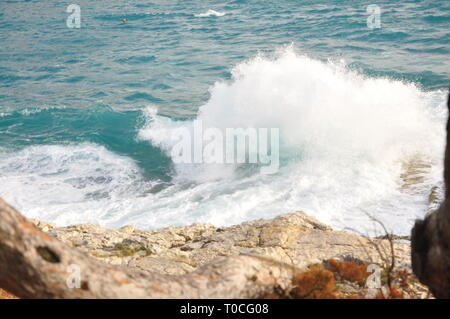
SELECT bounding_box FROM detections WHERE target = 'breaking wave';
[1,48,447,235]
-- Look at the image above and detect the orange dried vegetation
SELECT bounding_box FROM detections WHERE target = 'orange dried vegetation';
[375,286,404,299]
[328,258,369,285]
[292,266,337,299]
[397,269,410,289]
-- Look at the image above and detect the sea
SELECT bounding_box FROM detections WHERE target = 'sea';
[1,0,449,235]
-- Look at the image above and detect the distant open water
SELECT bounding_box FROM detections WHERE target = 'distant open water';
[0,0,449,235]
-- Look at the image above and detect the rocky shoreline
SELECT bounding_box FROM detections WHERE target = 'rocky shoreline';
[25,211,430,298]
[0,200,432,299]
[29,212,397,273]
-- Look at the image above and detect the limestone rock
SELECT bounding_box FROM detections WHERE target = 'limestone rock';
[32,211,411,276]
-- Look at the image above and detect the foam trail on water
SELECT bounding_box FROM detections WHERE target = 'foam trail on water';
[195,10,226,17]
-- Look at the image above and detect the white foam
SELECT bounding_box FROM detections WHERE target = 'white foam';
[195,10,226,17]
[138,47,447,234]
[0,105,67,117]
[0,143,152,225]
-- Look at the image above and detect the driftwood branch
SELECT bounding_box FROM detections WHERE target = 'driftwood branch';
[411,89,450,298]
[0,199,293,299]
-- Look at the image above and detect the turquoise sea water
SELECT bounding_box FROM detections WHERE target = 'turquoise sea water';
[1,0,449,234]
